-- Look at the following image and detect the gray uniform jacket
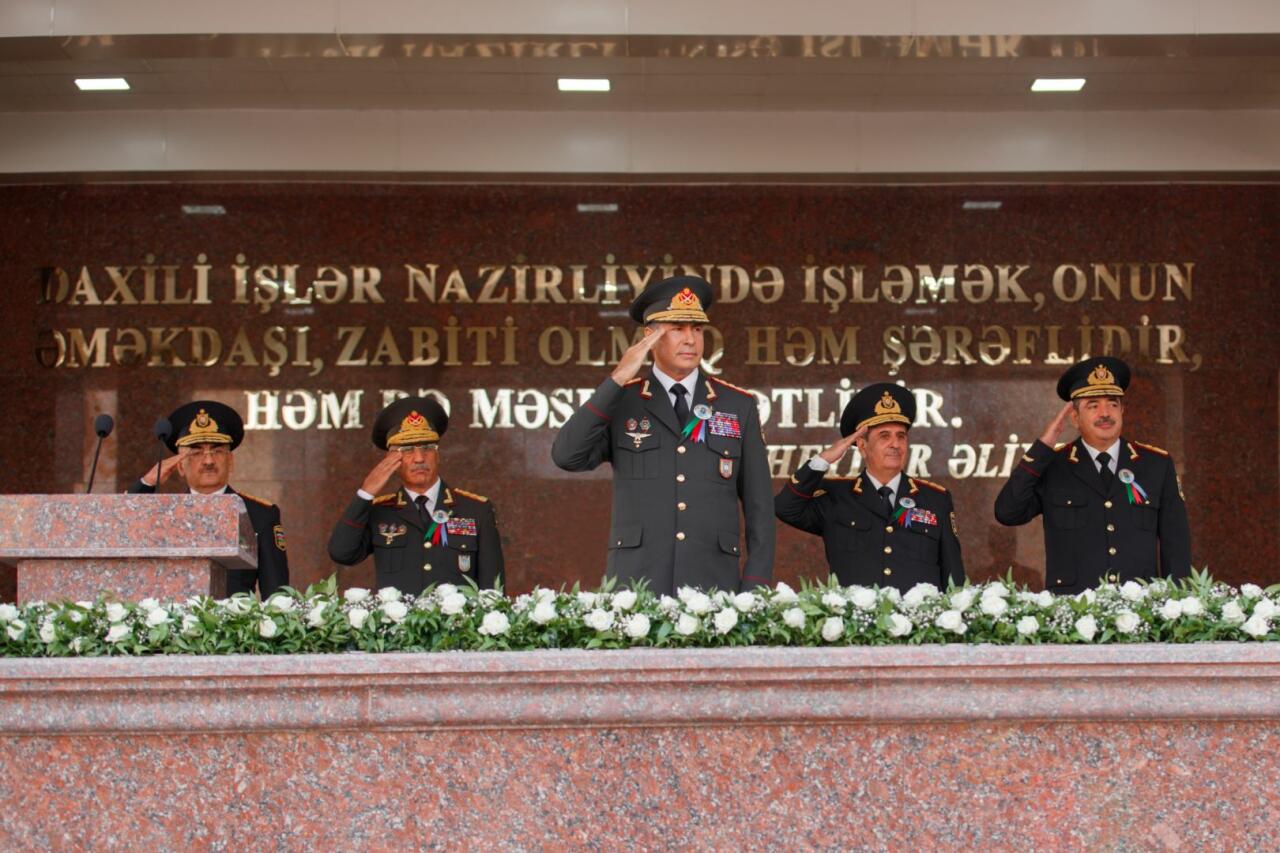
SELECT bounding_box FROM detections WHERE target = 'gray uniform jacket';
[551,372,775,595]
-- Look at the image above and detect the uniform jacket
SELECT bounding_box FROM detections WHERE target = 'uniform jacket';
[551,372,775,595]
[127,481,289,598]
[994,436,1191,594]
[327,480,502,595]
[775,462,965,592]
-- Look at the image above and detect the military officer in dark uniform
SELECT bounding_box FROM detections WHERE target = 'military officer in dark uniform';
[327,396,503,594]
[775,382,965,592]
[551,275,775,595]
[129,400,289,598]
[994,357,1191,594]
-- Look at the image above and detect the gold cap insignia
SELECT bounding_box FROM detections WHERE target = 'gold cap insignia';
[388,409,440,446]
[857,390,912,432]
[645,286,710,324]
[874,391,901,416]
[1072,363,1124,399]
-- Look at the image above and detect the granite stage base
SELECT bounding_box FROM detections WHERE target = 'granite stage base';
[14,557,228,602]
[1,645,1277,849]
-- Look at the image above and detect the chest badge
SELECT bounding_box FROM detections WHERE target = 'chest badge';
[719,458,734,479]
[377,522,407,545]
[1118,468,1149,505]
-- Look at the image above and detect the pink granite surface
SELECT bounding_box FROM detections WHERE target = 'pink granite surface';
[0,646,1278,847]
[15,557,227,603]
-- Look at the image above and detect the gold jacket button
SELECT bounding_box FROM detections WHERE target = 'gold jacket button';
[423,563,432,572]
[1108,546,1117,555]
[885,526,894,533]
[883,568,892,576]
[884,546,892,555]
[1106,524,1115,532]
[677,502,688,511]
[677,446,687,455]
[1104,500,1113,509]
[424,542,433,550]
[676,474,686,483]
[850,521,856,527]
[676,532,686,541]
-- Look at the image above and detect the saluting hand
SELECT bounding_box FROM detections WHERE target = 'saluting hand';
[610,327,669,386]
[1039,401,1074,447]
[141,451,187,488]
[361,449,403,496]
[819,425,866,465]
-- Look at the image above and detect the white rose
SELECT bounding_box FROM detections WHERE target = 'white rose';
[981,583,1010,599]
[1242,614,1270,638]
[1120,581,1146,602]
[882,587,902,604]
[820,616,845,643]
[611,590,638,612]
[533,587,556,603]
[585,608,615,632]
[1075,589,1097,605]
[265,595,295,613]
[39,620,56,644]
[104,623,130,643]
[223,596,251,615]
[783,607,806,629]
[1016,615,1039,636]
[1015,591,1039,604]
[347,607,370,630]
[70,637,84,653]
[935,610,967,635]
[105,602,128,623]
[307,601,329,627]
[478,589,503,608]
[479,610,510,637]
[1036,591,1054,608]
[0,603,18,622]
[685,592,712,615]
[677,586,697,604]
[258,617,279,639]
[1253,598,1278,620]
[137,598,160,613]
[733,592,759,613]
[381,601,409,624]
[887,613,913,637]
[658,595,680,615]
[576,591,600,609]
[675,613,701,636]
[714,590,732,607]
[440,592,467,616]
[902,583,939,608]
[145,608,171,627]
[1220,601,1246,625]
[67,609,84,624]
[1158,599,1183,620]
[821,591,847,613]
[980,596,1009,618]
[1241,584,1263,600]
[773,582,799,605]
[713,608,739,635]
[376,587,402,603]
[435,583,459,598]
[1075,614,1098,642]
[1180,596,1204,617]
[1114,610,1141,635]
[849,587,877,610]
[531,601,557,625]
[949,588,977,612]
[343,587,371,604]
[623,613,651,640]
[181,613,201,635]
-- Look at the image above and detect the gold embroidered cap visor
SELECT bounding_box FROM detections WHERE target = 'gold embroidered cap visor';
[840,383,917,437]
[629,274,714,325]
[372,396,450,451]
[1056,357,1131,401]
[165,401,244,453]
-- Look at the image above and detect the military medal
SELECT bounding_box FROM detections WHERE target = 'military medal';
[626,418,638,431]
[693,404,712,420]
[719,458,734,479]
[459,554,473,573]
[446,516,478,536]
[1118,468,1149,505]
[425,509,450,546]
[377,522,407,545]
[708,411,742,438]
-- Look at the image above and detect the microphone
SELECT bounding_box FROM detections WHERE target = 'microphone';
[151,417,172,490]
[85,414,114,494]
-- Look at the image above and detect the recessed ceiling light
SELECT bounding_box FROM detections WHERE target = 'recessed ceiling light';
[558,78,610,93]
[962,200,1002,210]
[75,77,130,92]
[182,205,226,215]
[1031,78,1085,92]
[576,203,618,213]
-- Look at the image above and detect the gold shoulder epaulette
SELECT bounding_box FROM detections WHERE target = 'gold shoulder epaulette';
[452,487,489,503]
[237,490,273,507]
[1053,443,1069,452]
[371,493,399,506]
[1133,441,1170,457]
[708,376,754,396]
[622,377,644,386]
[914,478,949,493]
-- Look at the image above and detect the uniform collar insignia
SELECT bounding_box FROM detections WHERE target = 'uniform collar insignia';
[443,487,455,506]
[1127,441,1140,461]
[639,379,653,399]
[907,478,920,495]
[1068,443,1080,464]
[704,378,718,402]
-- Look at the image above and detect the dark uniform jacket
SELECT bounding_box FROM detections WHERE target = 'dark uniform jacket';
[127,481,289,598]
[994,436,1191,594]
[327,481,502,595]
[551,372,775,595]
[775,463,965,592]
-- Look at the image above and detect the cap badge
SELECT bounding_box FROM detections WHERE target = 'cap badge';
[1088,364,1116,387]
[874,391,901,416]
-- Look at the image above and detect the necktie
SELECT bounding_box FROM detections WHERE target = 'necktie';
[1097,452,1114,491]
[671,383,690,424]
[414,494,431,526]
[877,485,895,516]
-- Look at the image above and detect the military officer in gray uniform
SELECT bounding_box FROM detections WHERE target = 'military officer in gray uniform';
[129,400,289,598]
[995,357,1191,594]
[551,275,775,595]
[775,382,965,592]
[328,396,503,594]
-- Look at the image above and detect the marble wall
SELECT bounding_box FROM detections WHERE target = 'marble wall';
[0,182,1275,594]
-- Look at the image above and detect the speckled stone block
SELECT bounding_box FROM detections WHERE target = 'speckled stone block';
[0,494,256,603]
[1,645,1278,847]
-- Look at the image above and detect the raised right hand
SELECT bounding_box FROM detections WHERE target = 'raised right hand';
[1039,401,1074,447]
[361,449,404,496]
[141,451,187,487]
[819,425,866,465]
[610,327,669,385]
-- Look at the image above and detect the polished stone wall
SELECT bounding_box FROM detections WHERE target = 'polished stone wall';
[0,182,1275,594]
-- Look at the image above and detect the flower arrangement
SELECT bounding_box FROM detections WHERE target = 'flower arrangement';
[0,570,1274,657]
